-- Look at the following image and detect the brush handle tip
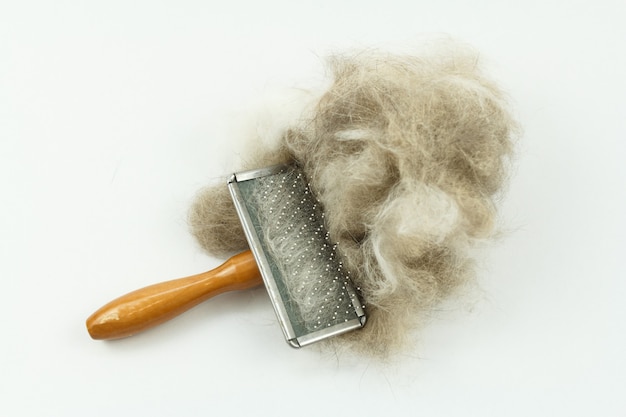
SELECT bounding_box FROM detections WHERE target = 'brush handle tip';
[86,250,262,340]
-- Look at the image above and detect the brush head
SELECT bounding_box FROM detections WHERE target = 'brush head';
[228,164,366,347]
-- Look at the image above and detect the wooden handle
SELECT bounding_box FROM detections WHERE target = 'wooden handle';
[86,250,262,340]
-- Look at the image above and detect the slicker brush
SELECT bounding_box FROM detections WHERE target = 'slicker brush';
[88,40,517,357]
[86,164,366,347]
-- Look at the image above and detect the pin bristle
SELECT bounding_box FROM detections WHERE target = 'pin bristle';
[251,167,359,332]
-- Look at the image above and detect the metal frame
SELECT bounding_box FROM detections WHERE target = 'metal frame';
[228,164,366,348]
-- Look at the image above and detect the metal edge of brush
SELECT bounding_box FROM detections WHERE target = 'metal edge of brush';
[228,163,366,348]
[228,165,299,347]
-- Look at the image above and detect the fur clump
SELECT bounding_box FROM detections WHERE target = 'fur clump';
[189,44,516,357]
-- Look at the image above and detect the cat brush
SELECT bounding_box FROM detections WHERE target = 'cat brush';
[86,164,366,347]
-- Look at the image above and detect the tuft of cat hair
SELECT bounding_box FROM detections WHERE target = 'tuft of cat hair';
[189,43,517,357]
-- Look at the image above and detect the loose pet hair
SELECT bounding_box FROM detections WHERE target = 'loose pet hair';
[189,42,517,357]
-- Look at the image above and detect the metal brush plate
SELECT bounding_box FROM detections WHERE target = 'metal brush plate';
[228,164,366,348]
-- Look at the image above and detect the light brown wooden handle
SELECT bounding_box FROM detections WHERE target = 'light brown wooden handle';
[86,250,262,340]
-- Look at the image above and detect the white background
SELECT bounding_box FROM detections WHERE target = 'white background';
[1,1,625,416]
